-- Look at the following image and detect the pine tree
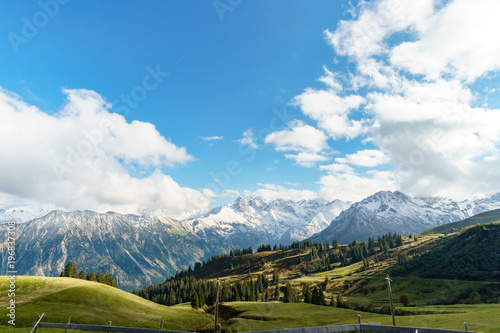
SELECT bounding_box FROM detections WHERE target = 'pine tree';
[78,270,85,279]
[284,282,294,303]
[303,284,311,303]
[336,293,344,308]
[191,290,200,309]
[87,271,96,281]
[70,261,78,278]
[63,261,75,277]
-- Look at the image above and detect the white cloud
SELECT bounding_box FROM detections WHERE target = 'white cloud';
[319,171,397,202]
[202,136,224,141]
[265,120,331,167]
[292,0,500,200]
[0,88,213,217]
[291,87,367,139]
[319,163,355,174]
[285,152,330,168]
[247,183,318,202]
[265,120,329,153]
[236,129,258,149]
[326,0,435,62]
[317,66,343,91]
[389,0,500,81]
[335,149,390,167]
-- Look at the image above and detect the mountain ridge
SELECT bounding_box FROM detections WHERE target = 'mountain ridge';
[310,190,500,244]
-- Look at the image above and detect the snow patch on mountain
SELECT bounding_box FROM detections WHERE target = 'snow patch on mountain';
[0,204,57,224]
[186,196,351,244]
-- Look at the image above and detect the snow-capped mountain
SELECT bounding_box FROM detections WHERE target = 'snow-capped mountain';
[310,191,500,245]
[0,210,233,291]
[186,196,351,245]
[0,204,57,224]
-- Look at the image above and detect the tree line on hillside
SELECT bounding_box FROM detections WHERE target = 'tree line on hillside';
[135,232,405,307]
[59,261,118,288]
[134,272,274,306]
[175,233,404,278]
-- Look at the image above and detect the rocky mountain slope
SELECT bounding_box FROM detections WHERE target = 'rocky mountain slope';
[310,191,500,244]
[186,196,351,245]
[0,211,222,290]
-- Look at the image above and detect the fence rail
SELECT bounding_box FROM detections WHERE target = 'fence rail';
[33,322,481,333]
[360,324,480,333]
[34,323,184,333]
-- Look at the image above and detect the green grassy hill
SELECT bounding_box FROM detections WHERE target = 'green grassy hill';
[423,209,500,235]
[0,276,212,333]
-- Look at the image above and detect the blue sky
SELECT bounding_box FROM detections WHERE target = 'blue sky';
[1,0,500,216]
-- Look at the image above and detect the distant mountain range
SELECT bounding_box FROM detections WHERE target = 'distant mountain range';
[310,191,500,244]
[1,191,500,290]
[0,197,350,290]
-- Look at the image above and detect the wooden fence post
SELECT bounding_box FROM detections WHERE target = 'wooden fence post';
[214,279,220,333]
[385,274,396,326]
[160,320,164,330]
[64,317,71,333]
[464,322,468,331]
[34,316,41,333]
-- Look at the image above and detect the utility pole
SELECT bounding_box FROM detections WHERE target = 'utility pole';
[385,274,396,326]
[214,279,220,333]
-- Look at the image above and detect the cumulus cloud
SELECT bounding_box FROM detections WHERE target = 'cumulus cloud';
[335,149,390,167]
[389,0,500,81]
[265,120,330,167]
[246,183,318,201]
[236,129,258,149]
[265,120,328,153]
[0,88,213,217]
[319,163,355,174]
[285,152,330,168]
[291,0,500,200]
[291,84,367,140]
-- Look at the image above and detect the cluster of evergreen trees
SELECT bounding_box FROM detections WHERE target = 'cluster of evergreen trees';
[134,272,278,307]
[59,261,118,288]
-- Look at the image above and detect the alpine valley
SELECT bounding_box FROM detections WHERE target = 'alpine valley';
[1,191,500,290]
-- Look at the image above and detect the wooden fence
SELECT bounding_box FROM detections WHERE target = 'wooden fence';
[32,321,481,333]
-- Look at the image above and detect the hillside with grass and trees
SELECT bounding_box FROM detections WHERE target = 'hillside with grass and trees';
[132,232,406,306]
